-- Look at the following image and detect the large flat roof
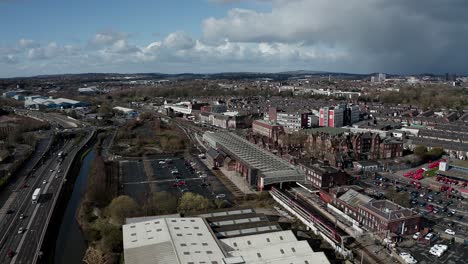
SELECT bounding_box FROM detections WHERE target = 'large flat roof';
[123,217,225,264]
[123,216,330,264]
[203,132,304,185]
[220,230,330,264]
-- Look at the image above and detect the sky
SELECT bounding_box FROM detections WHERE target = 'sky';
[1,0,468,77]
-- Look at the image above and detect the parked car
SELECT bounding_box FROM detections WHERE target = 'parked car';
[412,232,420,240]
[158,161,166,165]
[433,244,448,251]
[215,194,226,199]
[424,233,434,240]
[445,229,455,235]
[429,248,444,257]
[177,181,186,186]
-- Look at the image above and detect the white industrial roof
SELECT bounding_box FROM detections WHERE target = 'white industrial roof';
[220,230,330,264]
[123,217,330,264]
[123,217,225,264]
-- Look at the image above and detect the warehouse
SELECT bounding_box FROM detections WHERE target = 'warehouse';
[123,214,330,264]
[24,95,88,109]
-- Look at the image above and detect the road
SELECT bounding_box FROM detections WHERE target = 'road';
[0,128,94,263]
[14,109,84,129]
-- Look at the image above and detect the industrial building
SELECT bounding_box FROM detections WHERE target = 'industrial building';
[123,210,330,264]
[113,106,138,119]
[203,132,305,190]
[24,95,88,109]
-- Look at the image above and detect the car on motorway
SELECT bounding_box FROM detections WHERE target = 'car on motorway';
[18,227,24,234]
[199,174,207,178]
[22,183,29,188]
[445,229,455,235]
[50,169,54,172]
[412,232,420,240]
[200,182,209,188]
[424,233,434,240]
[7,249,14,258]
[171,169,179,175]
[19,213,25,220]
[7,209,15,214]
[43,180,47,184]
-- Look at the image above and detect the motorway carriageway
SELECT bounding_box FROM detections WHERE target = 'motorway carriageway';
[0,139,75,264]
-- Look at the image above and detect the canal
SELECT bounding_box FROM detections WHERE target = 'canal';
[54,148,95,264]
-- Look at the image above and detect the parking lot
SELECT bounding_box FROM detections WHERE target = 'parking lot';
[120,155,232,205]
[399,238,467,264]
[360,173,468,240]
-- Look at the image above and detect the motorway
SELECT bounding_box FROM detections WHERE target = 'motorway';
[0,137,74,263]
[0,127,94,263]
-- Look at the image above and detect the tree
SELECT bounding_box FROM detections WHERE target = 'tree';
[106,195,140,225]
[145,191,178,215]
[101,225,123,253]
[413,145,427,158]
[86,155,111,207]
[177,192,212,214]
[386,188,411,208]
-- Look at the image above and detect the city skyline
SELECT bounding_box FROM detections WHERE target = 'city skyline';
[1,0,468,77]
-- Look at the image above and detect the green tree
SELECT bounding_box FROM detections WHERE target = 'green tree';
[177,192,212,214]
[145,191,178,215]
[106,195,140,225]
[413,145,427,158]
[101,225,123,253]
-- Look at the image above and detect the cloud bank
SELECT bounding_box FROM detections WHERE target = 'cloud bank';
[1,0,467,77]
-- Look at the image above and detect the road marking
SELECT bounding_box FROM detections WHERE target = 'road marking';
[0,193,18,221]
[123,177,203,185]
[10,202,40,264]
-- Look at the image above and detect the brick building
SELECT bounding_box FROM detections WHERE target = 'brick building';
[252,120,284,142]
[298,160,351,188]
[358,200,421,236]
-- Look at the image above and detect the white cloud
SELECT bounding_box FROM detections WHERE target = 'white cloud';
[89,31,128,47]
[3,0,468,76]
[18,38,38,49]
[163,31,196,50]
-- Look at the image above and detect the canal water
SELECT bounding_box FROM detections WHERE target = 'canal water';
[54,148,95,264]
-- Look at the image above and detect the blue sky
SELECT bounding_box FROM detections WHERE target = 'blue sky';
[1,0,467,77]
